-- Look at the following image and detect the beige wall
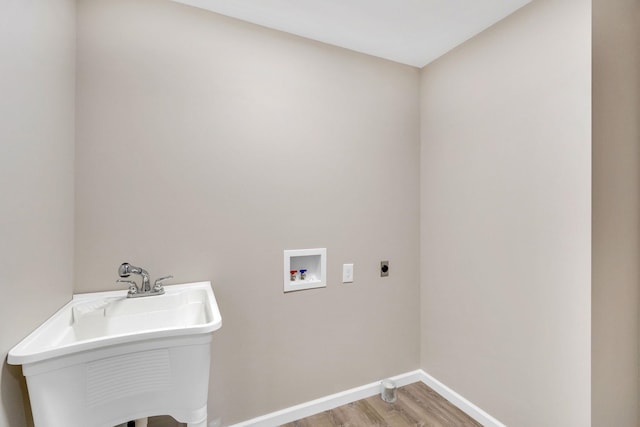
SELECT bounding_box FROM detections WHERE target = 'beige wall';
[419,1,591,426]
[0,1,76,426]
[75,0,420,424]
[9,1,637,426]
[592,0,640,425]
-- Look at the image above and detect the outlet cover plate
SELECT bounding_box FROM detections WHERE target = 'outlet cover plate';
[342,263,354,283]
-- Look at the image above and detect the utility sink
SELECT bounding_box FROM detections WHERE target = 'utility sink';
[9,281,222,427]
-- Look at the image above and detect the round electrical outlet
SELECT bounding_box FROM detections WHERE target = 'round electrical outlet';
[380,261,389,277]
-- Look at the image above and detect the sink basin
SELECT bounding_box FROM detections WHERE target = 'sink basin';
[9,281,222,427]
[9,281,221,365]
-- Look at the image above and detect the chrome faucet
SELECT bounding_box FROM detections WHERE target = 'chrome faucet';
[117,262,172,298]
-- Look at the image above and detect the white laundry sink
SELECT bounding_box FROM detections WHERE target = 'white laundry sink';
[8,281,222,427]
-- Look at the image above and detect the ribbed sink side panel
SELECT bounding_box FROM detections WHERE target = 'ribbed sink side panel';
[86,349,170,407]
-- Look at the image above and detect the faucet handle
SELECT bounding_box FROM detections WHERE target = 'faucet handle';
[117,279,139,295]
[153,275,173,292]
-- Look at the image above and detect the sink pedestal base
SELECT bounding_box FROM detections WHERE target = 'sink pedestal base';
[133,416,207,427]
[23,336,213,427]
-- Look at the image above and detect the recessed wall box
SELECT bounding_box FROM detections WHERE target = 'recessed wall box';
[283,248,327,293]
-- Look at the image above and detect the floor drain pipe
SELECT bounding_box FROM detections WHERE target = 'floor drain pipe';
[125,418,148,427]
[380,379,397,403]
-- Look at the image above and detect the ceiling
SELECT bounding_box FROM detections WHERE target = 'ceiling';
[172,0,532,68]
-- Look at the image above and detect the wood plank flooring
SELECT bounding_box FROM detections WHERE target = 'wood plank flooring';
[281,382,483,427]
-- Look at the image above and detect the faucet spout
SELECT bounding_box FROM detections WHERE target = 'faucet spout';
[118,262,151,293]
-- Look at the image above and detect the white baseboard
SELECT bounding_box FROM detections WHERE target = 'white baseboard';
[227,369,505,427]
[417,370,506,427]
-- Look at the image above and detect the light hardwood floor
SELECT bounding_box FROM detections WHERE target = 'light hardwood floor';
[281,382,483,427]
